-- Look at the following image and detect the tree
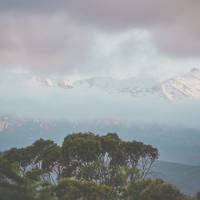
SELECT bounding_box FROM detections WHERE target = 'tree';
[2,132,183,200]
[4,139,62,183]
[55,178,115,200]
[130,180,188,200]
[62,133,102,181]
[61,132,158,189]
[0,156,34,200]
[123,141,158,179]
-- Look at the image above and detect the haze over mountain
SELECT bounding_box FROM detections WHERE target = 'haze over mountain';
[0,68,200,137]
[4,68,200,102]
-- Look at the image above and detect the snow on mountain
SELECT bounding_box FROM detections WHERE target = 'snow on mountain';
[26,75,157,98]
[41,78,54,87]
[58,80,73,89]
[160,68,200,101]
[72,68,200,101]
[9,68,200,102]
[74,76,156,97]
[30,76,54,87]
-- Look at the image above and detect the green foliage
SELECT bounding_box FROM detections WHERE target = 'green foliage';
[0,132,194,200]
[62,132,158,187]
[55,178,115,200]
[139,179,187,200]
[62,132,102,166]
[0,156,34,200]
[127,179,191,200]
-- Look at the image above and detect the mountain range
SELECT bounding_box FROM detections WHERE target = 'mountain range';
[29,68,200,102]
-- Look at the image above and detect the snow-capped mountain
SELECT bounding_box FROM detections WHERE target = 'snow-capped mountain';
[30,76,55,87]
[29,75,157,97]
[6,68,200,102]
[58,80,73,89]
[73,76,157,97]
[160,68,200,101]
[73,68,200,102]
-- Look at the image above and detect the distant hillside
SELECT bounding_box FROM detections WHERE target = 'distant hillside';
[1,117,200,166]
[153,160,200,195]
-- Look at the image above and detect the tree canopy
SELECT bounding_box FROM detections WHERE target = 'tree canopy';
[0,132,195,200]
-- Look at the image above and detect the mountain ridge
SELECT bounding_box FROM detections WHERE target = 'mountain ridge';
[29,68,200,102]
[153,160,200,195]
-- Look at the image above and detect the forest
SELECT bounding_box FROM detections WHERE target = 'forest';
[0,132,198,200]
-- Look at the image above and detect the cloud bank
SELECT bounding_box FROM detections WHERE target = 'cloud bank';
[0,0,199,75]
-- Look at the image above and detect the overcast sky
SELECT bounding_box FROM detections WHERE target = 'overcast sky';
[0,0,199,80]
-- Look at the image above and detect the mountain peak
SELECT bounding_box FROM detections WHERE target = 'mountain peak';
[160,68,200,101]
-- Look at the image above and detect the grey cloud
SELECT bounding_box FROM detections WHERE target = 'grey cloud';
[64,0,200,56]
[0,13,96,74]
[0,0,58,13]
[0,0,199,74]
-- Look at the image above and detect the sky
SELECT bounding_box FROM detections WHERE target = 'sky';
[1,0,200,124]
[0,0,200,80]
